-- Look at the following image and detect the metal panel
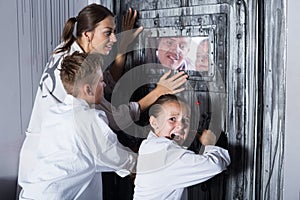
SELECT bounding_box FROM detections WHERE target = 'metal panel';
[259,1,286,199]
[121,1,235,199]
[119,0,285,199]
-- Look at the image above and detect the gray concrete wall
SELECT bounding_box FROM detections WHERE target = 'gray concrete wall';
[0,0,89,199]
[0,0,24,198]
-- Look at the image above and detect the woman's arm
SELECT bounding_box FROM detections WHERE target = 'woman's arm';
[109,8,144,81]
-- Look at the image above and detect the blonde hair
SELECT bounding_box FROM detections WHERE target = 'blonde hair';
[60,51,103,96]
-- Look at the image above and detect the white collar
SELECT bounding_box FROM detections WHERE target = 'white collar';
[63,94,89,108]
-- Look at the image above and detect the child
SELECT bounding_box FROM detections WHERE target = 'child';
[19,52,137,200]
[133,94,230,200]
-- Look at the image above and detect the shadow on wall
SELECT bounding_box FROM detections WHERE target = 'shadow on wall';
[0,178,18,200]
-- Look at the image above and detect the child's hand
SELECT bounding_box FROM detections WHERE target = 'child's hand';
[199,129,216,146]
[155,71,188,95]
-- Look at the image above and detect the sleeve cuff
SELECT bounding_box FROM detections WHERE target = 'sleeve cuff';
[128,102,141,122]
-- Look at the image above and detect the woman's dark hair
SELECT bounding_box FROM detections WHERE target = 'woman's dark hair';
[60,51,103,95]
[55,3,114,53]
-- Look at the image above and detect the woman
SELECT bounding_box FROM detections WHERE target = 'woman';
[27,3,186,134]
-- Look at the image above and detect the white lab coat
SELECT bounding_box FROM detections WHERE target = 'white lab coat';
[19,95,137,200]
[133,131,230,200]
[18,41,140,197]
[25,41,139,135]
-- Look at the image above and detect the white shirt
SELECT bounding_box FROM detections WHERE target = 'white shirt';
[133,131,230,200]
[26,41,139,135]
[19,95,137,200]
[18,42,140,196]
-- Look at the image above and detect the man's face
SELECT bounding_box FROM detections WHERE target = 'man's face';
[151,101,190,145]
[157,37,190,69]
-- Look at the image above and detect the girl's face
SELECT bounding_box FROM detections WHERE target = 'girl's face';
[87,16,117,55]
[150,101,190,145]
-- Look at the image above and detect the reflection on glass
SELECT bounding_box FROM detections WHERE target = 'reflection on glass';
[146,36,210,72]
[156,37,192,70]
[195,38,209,72]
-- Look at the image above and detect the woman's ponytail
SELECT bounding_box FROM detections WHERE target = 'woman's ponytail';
[55,17,77,54]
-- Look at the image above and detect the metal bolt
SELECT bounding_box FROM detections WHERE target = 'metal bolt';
[236,101,242,107]
[236,132,242,140]
[198,18,202,24]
